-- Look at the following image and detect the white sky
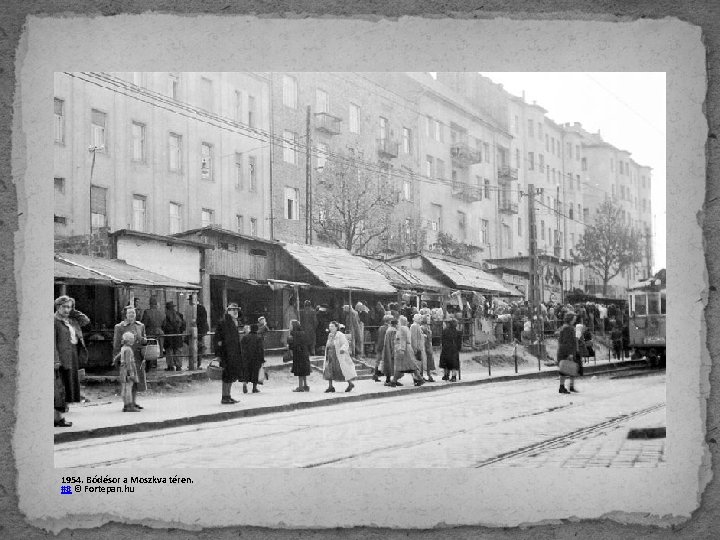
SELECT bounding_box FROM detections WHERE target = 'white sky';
[480,72,666,273]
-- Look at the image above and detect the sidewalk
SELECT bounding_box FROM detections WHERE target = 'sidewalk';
[56,350,651,444]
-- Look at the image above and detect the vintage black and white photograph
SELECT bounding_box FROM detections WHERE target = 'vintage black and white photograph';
[14,14,705,530]
[50,70,667,470]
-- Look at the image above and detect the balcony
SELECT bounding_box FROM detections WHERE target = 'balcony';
[498,166,519,181]
[377,138,399,159]
[314,112,342,135]
[450,142,482,168]
[499,191,519,214]
[451,180,483,203]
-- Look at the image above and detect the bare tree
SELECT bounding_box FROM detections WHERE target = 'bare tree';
[313,156,396,254]
[572,198,643,296]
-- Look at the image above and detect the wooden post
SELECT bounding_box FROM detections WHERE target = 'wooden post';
[487,340,491,377]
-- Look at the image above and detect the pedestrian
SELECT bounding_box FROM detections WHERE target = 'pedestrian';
[421,314,436,382]
[112,305,147,408]
[393,315,424,387]
[439,318,461,382]
[557,312,579,394]
[410,314,428,381]
[141,296,165,370]
[356,302,370,357]
[54,295,90,406]
[288,319,311,392]
[373,315,391,382]
[213,302,243,404]
[118,331,141,412]
[133,298,144,327]
[162,301,186,371]
[257,316,270,341]
[323,321,356,393]
[283,296,299,330]
[196,296,210,369]
[574,314,588,369]
[610,322,623,360]
[240,323,265,394]
[54,345,72,427]
[299,300,318,355]
[342,304,363,357]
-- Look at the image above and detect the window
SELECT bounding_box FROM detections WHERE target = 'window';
[577,203,582,219]
[54,177,65,194]
[132,72,146,87]
[566,142,572,158]
[516,149,521,168]
[90,109,106,149]
[569,206,574,219]
[169,202,182,234]
[283,75,297,109]
[527,119,534,137]
[247,95,256,127]
[425,155,434,178]
[527,152,534,171]
[285,187,299,220]
[90,185,107,228]
[538,153,544,170]
[546,165,550,182]
[537,122,543,139]
[403,179,412,201]
[168,133,182,172]
[458,211,467,241]
[576,175,581,190]
[236,214,244,233]
[430,203,442,231]
[234,90,243,121]
[545,134,549,152]
[316,142,328,169]
[583,208,590,221]
[503,224,512,251]
[517,217,522,236]
[234,153,244,189]
[168,73,179,99]
[436,159,445,180]
[54,98,64,143]
[201,142,213,181]
[483,142,490,162]
[131,122,146,162]
[575,145,580,160]
[250,217,257,236]
[379,116,388,142]
[581,157,587,171]
[435,119,443,142]
[249,156,257,191]
[316,89,329,114]
[634,294,647,316]
[425,116,432,138]
[402,127,412,154]
[132,195,146,232]
[283,130,297,164]
[201,208,214,228]
[481,219,489,244]
[484,179,490,199]
[541,220,546,240]
[200,77,213,111]
[54,215,67,226]
[514,115,519,133]
[349,103,360,133]
[552,168,556,184]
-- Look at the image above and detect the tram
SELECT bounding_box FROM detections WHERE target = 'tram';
[627,271,666,367]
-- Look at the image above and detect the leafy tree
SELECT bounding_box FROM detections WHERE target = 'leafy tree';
[431,232,482,262]
[312,156,396,254]
[572,199,643,296]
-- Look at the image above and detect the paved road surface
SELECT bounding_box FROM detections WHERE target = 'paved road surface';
[55,372,665,469]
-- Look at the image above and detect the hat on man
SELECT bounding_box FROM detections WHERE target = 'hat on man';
[166,301,176,309]
[226,302,240,311]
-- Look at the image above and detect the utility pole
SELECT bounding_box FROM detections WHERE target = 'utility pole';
[528,183,538,314]
[305,106,312,245]
[645,227,653,278]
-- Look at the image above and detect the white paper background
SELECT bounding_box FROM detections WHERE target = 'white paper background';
[14,15,707,532]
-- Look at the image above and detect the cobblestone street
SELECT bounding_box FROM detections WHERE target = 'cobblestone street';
[55,371,665,469]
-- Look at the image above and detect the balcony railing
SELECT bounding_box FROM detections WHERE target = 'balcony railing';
[499,195,519,214]
[377,138,399,159]
[451,180,483,203]
[498,166,519,181]
[450,142,482,167]
[314,112,342,135]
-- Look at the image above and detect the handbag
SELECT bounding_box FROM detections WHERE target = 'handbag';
[558,358,579,377]
[258,365,267,384]
[142,338,161,361]
[206,358,224,380]
[282,349,293,363]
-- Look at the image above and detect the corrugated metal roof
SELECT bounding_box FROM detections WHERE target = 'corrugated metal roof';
[282,243,396,294]
[55,253,200,289]
[55,259,113,284]
[366,259,448,291]
[424,255,515,295]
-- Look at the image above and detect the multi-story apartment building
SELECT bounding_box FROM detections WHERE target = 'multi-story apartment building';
[54,71,271,239]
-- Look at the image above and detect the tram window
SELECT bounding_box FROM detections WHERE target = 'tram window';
[648,293,660,315]
[634,294,647,316]
[661,292,666,314]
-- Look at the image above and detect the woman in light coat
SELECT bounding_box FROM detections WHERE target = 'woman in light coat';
[393,315,424,387]
[323,321,357,393]
[112,305,147,408]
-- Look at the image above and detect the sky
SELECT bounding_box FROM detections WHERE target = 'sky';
[480,72,666,273]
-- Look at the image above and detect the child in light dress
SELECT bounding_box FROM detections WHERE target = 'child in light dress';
[119,332,140,412]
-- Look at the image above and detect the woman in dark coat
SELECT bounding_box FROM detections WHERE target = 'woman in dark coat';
[439,318,461,382]
[213,302,243,404]
[54,295,90,406]
[240,323,266,394]
[113,305,148,407]
[556,312,578,394]
[288,319,311,392]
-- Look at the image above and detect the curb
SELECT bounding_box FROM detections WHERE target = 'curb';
[55,360,655,444]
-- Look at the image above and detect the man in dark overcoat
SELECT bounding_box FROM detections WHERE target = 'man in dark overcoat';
[213,302,243,404]
[299,300,318,355]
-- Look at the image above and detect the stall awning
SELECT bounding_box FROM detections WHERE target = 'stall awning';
[366,259,448,292]
[282,243,396,294]
[423,255,516,295]
[55,253,200,289]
